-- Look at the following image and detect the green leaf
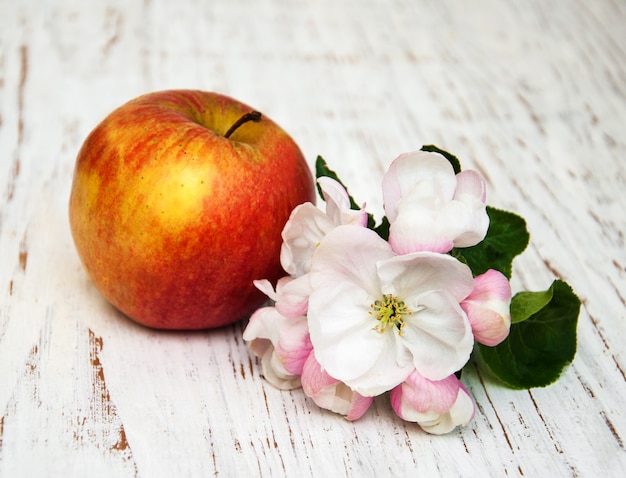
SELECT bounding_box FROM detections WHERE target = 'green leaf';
[510,288,554,324]
[315,155,376,229]
[420,144,461,174]
[478,280,581,389]
[455,206,529,279]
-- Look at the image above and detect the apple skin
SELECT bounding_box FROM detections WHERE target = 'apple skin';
[69,90,315,330]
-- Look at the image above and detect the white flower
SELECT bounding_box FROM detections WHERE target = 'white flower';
[307,225,475,397]
[280,177,367,277]
[382,150,488,254]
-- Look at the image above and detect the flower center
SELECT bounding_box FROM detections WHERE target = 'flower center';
[370,294,412,335]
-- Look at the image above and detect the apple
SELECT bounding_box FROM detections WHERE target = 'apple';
[69,90,315,329]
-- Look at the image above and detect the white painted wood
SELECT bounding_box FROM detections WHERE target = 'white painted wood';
[1,0,625,476]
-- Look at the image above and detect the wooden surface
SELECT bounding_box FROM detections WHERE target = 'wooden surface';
[1,0,625,476]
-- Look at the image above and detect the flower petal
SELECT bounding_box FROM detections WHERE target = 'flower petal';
[447,170,489,248]
[309,225,393,298]
[302,353,374,420]
[461,269,512,346]
[260,348,302,390]
[242,307,310,389]
[390,371,475,434]
[318,176,368,227]
[400,290,474,380]
[275,273,312,318]
[280,202,334,276]
[388,209,455,254]
[454,169,486,203]
[390,370,459,416]
[274,316,312,376]
[332,331,415,396]
[420,383,475,435]
[382,151,456,223]
[243,306,283,349]
[377,251,474,303]
[253,279,279,302]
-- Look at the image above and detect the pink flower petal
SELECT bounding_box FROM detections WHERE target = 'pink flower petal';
[318,176,368,227]
[242,307,310,389]
[382,150,489,254]
[390,370,460,416]
[382,151,456,223]
[388,210,455,254]
[301,353,373,420]
[275,273,311,318]
[274,318,312,375]
[280,202,334,276]
[390,371,475,434]
[454,169,487,203]
[421,382,475,434]
[461,269,512,346]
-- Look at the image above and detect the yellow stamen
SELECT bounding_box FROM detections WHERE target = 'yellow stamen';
[370,294,412,335]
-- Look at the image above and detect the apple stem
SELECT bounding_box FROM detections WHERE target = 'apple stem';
[224,111,262,139]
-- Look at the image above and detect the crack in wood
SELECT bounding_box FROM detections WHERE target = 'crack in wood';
[574,371,595,399]
[7,45,27,202]
[608,275,626,309]
[18,232,28,272]
[528,391,562,454]
[84,328,139,471]
[205,426,219,474]
[16,45,27,145]
[588,312,611,351]
[600,411,625,451]
[612,355,626,383]
[540,257,563,280]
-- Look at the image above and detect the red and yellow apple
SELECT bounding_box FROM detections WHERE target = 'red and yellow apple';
[69,90,315,329]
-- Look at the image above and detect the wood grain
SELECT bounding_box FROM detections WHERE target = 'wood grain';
[1,0,625,476]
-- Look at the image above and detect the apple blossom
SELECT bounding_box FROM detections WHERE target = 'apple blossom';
[382,150,489,254]
[307,225,475,397]
[242,306,312,390]
[242,146,578,433]
[280,177,367,277]
[461,269,512,346]
[390,369,475,434]
[301,352,374,421]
